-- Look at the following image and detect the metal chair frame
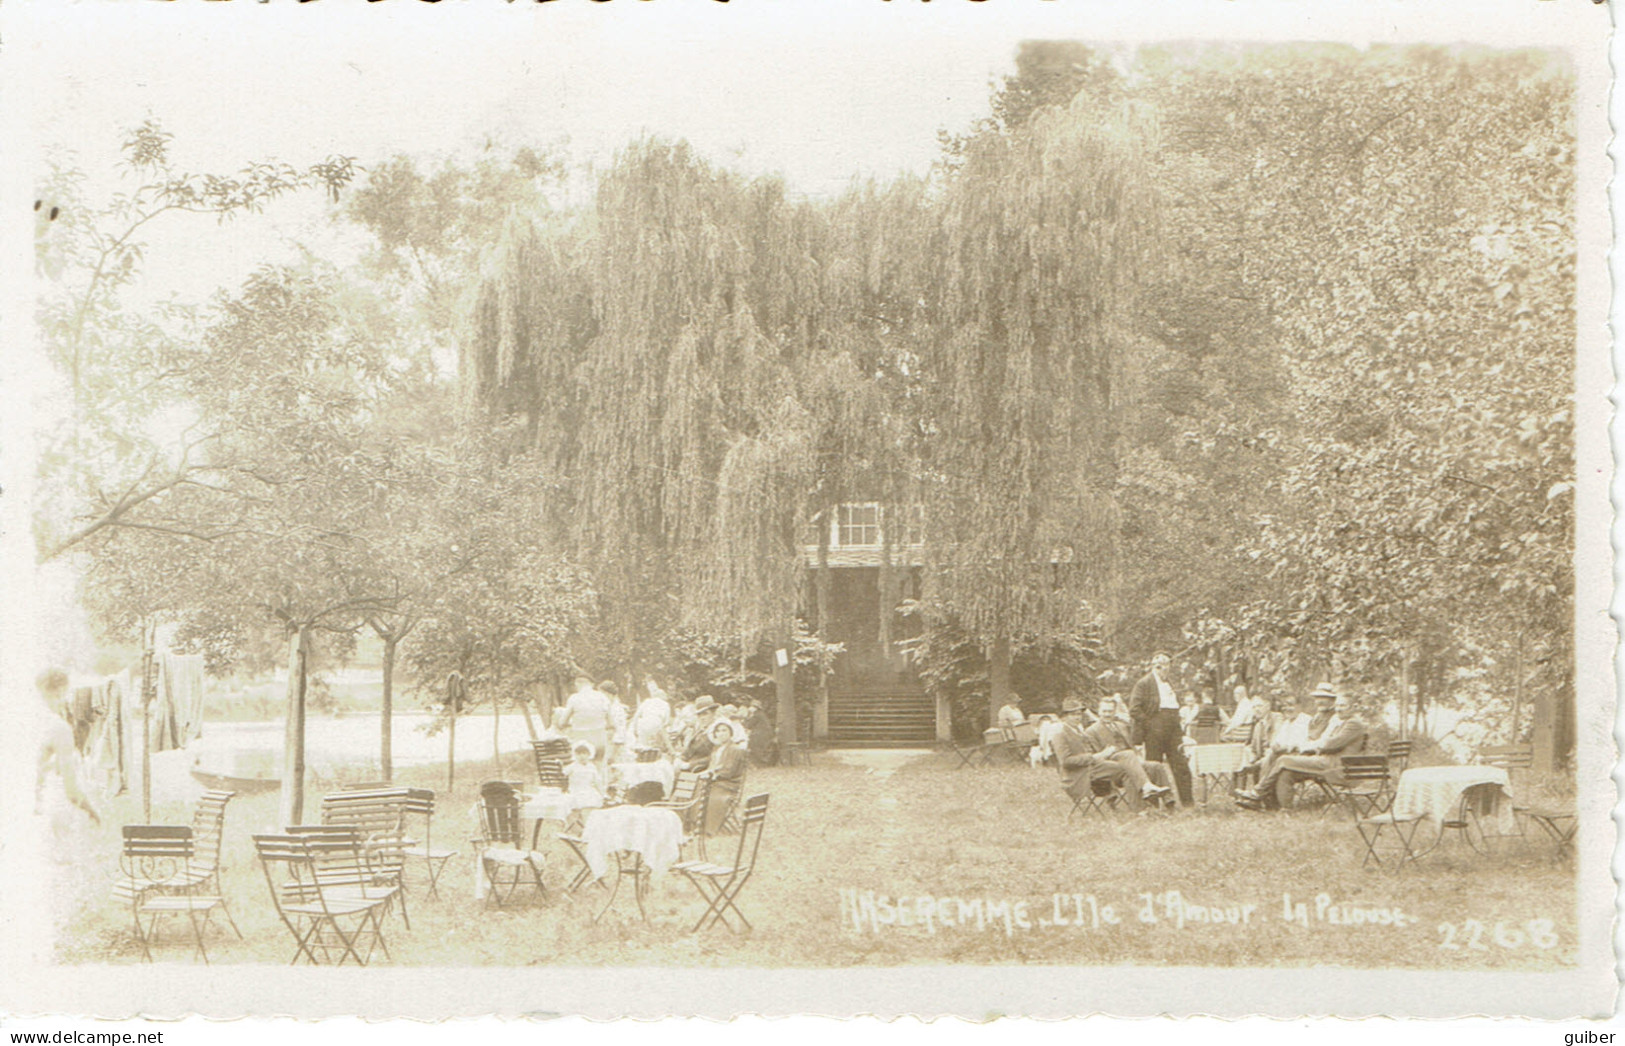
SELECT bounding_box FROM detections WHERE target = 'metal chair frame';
[120,825,227,963]
[253,833,393,966]
[674,794,770,933]
[475,781,548,907]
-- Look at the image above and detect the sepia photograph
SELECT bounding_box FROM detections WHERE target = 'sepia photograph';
[0,0,1614,1024]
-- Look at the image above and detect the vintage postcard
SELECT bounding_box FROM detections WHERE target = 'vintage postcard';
[0,0,1615,1025]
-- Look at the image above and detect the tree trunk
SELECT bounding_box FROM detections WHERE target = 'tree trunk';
[518,690,540,741]
[447,711,457,792]
[380,635,397,784]
[279,625,310,827]
[493,690,502,769]
[987,632,1012,727]
[774,634,797,745]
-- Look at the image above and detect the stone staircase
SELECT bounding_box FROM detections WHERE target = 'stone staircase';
[825,689,936,747]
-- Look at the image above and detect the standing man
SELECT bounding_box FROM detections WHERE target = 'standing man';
[1129,652,1194,806]
[555,675,612,765]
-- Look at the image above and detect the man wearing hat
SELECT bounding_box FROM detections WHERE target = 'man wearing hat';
[1129,653,1194,805]
[1052,697,1170,812]
[1236,685,1367,810]
[677,695,721,770]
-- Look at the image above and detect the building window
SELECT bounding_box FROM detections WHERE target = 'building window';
[836,503,881,548]
[901,504,924,547]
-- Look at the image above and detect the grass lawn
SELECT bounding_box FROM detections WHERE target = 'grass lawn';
[50,750,1578,969]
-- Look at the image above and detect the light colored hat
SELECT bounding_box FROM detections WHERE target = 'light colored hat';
[1061,697,1087,714]
[572,740,597,759]
[1311,683,1339,701]
[694,695,718,713]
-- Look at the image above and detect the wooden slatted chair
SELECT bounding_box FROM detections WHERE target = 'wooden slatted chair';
[474,780,548,906]
[120,825,228,963]
[320,788,414,925]
[113,791,242,942]
[533,739,571,788]
[287,824,407,928]
[400,788,458,899]
[1314,755,1392,819]
[1385,739,1415,774]
[653,772,715,854]
[253,833,393,966]
[1523,800,1578,858]
[674,794,769,933]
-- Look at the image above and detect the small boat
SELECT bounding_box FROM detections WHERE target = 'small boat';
[190,748,281,794]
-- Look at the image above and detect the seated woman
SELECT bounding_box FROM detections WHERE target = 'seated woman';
[565,740,606,810]
[696,719,748,837]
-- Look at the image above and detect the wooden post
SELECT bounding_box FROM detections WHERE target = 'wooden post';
[1509,633,1525,745]
[380,634,397,784]
[279,625,310,828]
[140,633,155,823]
[446,672,463,793]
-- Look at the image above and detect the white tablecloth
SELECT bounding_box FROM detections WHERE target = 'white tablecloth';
[582,805,684,880]
[522,789,597,824]
[1391,765,1516,833]
[1189,743,1249,776]
[611,760,676,796]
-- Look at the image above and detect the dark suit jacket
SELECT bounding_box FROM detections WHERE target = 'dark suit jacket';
[1305,716,1367,758]
[1129,672,1176,743]
[1081,718,1135,755]
[1051,722,1113,798]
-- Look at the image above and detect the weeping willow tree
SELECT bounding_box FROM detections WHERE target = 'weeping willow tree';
[916,96,1162,724]
[466,140,929,738]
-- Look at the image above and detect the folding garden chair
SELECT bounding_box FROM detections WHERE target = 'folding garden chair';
[401,788,458,898]
[1062,769,1124,821]
[113,791,242,941]
[533,738,571,789]
[474,780,548,906]
[674,793,769,933]
[253,833,393,966]
[1523,801,1577,858]
[1314,755,1392,819]
[120,825,229,963]
[289,823,408,928]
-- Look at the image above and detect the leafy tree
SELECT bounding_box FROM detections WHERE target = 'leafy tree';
[914,90,1161,723]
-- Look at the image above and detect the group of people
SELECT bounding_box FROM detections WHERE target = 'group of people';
[999,652,1370,814]
[549,675,772,822]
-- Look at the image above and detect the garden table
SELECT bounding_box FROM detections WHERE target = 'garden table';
[1187,742,1249,804]
[1383,764,1517,863]
[1390,765,1515,832]
[580,805,685,923]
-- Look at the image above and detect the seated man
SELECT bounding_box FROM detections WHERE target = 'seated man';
[1236,685,1367,810]
[1053,698,1170,813]
[1082,696,1176,806]
[1220,685,1258,743]
[997,693,1026,730]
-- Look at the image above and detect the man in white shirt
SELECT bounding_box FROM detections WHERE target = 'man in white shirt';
[997,694,1026,730]
[1128,653,1193,805]
[556,675,612,763]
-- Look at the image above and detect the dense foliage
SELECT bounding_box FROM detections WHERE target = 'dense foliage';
[41,42,1578,767]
